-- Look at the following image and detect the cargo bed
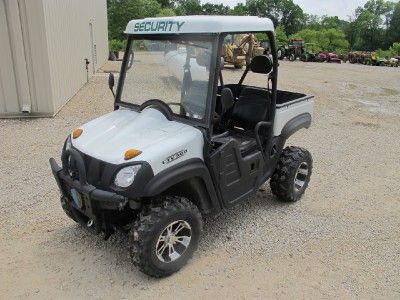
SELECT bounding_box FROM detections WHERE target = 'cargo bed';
[274,90,314,136]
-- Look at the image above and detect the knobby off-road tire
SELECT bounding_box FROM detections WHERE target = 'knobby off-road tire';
[270,146,313,202]
[130,196,202,277]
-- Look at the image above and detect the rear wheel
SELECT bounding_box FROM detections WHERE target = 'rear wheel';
[130,196,202,277]
[270,146,313,202]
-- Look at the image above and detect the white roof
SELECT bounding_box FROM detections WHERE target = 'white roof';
[125,16,274,35]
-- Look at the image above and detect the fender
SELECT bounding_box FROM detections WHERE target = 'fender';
[280,113,311,139]
[142,158,221,214]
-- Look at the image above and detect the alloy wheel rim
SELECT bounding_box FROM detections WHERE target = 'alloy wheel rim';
[156,220,192,263]
[294,162,309,193]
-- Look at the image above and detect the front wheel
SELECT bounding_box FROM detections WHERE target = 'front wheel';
[130,196,202,277]
[270,146,313,202]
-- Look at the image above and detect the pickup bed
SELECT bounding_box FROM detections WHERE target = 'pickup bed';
[274,90,314,136]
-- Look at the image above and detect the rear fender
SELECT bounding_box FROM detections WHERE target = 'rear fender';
[280,113,311,139]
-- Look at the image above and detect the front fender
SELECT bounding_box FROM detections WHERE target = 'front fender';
[142,158,220,214]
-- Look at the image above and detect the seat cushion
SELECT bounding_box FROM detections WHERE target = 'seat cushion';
[231,87,270,131]
[230,130,258,156]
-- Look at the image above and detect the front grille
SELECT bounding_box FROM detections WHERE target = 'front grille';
[66,148,117,190]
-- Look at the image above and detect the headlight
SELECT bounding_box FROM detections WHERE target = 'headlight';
[65,136,72,151]
[114,165,141,188]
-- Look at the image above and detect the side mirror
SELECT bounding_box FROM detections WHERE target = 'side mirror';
[250,55,273,74]
[108,73,115,98]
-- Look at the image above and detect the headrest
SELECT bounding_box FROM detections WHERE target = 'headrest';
[220,88,234,111]
[250,55,273,74]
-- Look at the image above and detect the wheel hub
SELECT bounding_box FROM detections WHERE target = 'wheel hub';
[156,220,192,263]
[294,162,309,193]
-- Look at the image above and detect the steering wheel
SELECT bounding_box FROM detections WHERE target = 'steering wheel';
[167,102,188,115]
[139,99,174,120]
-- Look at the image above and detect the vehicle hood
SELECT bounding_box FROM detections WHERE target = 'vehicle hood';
[71,108,204,174]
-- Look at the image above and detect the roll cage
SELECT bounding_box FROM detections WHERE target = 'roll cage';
[113,31,278,142]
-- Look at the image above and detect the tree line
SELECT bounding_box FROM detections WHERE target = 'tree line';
[107,0,400,56]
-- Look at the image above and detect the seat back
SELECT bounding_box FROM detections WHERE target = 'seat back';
[218,87,234,130]
[220,88,234,115]
[231,87,270,131]
[238,55,273,87]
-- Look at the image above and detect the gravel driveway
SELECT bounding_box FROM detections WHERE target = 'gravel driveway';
[1,61,399,299]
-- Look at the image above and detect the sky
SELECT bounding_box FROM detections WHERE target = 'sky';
[200,0,369,20]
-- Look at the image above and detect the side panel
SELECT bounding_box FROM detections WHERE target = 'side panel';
[209,140,264,208]
[273,98,314,136]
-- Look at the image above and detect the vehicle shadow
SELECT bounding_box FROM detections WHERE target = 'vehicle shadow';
[42,187,291,280]
[200,188,293,252]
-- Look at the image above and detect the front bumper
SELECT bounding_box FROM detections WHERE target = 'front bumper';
[49,149,129,219]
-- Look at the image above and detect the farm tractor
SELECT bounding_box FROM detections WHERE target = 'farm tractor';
[316,52,341,64]
[364,53,387,66]
[277,38,305,61]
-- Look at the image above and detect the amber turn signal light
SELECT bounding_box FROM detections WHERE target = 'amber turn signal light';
[124,149,142,160]
[72,128,83,139]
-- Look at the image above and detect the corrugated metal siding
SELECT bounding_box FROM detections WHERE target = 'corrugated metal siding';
[0,0,22,113]
[21,0,54,114]
[0,0,108,116]
[42,0,108,114]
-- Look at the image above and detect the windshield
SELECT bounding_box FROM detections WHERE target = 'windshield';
[119,37,213,121]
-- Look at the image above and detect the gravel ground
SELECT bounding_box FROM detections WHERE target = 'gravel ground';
[1,61,400,299]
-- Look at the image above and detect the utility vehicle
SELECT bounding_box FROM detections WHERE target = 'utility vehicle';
[50,16,314,278]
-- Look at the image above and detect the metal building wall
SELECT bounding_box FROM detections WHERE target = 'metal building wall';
[0,0,108,117]
[42,0,108,115]
[0,0,51,115]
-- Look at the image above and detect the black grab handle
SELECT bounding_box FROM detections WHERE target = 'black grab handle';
[61,148,87,185]
[255,121,272,158]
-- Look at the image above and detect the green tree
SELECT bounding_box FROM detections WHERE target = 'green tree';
[174,0,202,15]
[348,0,397,50]
[247,0,305,35]
[156,7,176,17]
[231,3,248,16]
[361,0,395,27]
[355,10,384,50]
[291,28,349,52]
[156,0,173,8]
[107,0,161,40]
[275,25,288,45]
[323,28,349,52]
[391,42,400,55]
[201,3,230,15]
[304,14,322,30]
[388,1,400,45]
